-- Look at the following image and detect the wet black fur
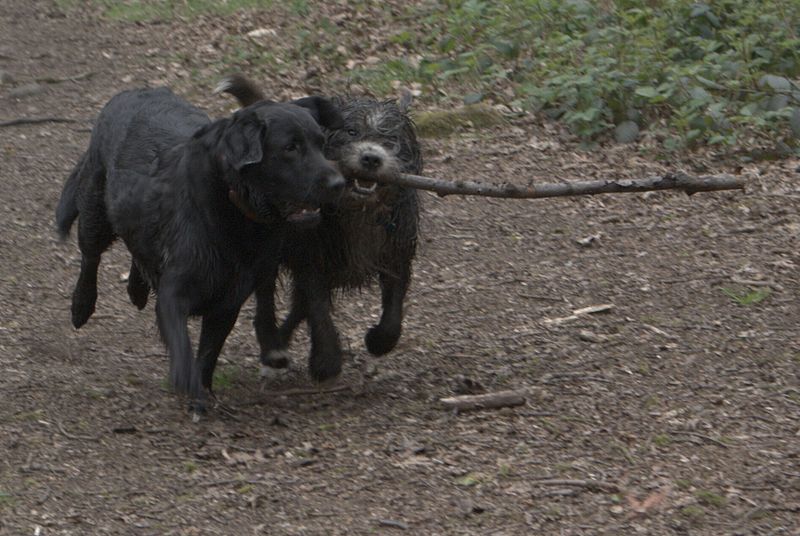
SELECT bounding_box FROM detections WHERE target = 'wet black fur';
[55,87,344,411]
[217,75,422,381]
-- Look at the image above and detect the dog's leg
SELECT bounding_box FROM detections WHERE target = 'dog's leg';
[303,272,342,383]
[126,261,150,310]
[198,307,240,394]
[71,182,115,328]
[278,282,308,345]
[365,263,412,356]
[254,268,292,375]
[155,282,203,415]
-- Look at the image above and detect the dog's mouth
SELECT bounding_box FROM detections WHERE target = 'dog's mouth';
[284,204,321,226]
[350,178,378,196]
[229,189,321,226]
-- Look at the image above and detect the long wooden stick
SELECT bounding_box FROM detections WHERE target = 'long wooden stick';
[368,172,744,198]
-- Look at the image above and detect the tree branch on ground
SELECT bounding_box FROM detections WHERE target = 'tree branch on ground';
[440,390,527,412]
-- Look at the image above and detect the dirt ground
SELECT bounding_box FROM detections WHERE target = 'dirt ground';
[1,1,799,535]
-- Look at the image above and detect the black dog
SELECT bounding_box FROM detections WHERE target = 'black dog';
[216,75,422,382]
[55,87,344,413]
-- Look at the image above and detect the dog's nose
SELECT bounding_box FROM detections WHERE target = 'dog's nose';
[360,153,382,170]
[324,172,346,194]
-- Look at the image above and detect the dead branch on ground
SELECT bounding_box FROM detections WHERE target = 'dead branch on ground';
[440,389,527,412]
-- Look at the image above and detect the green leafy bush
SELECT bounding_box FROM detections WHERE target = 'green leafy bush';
[379,0,800,150]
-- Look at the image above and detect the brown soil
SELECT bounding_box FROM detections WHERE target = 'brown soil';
[1,2,798,535]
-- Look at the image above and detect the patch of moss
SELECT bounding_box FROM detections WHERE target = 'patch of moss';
[414,106,505,138]
[695,490,727,508]
[653,433,672,447]
[680,505,705,520]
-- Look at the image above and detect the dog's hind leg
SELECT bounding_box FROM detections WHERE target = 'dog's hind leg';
[155,281,203,415]
[71,178,115,328]
[198,306,241,395]
[126,261,150,310]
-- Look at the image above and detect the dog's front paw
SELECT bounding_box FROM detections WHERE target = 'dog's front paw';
[308,348,342,384]
[260,349,291,370]
[127,279,149,310]
[188,396,208,422]
[70,290,97,329]
[365,324,401,356]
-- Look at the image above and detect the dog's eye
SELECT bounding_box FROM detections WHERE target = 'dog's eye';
[284,142,297,152]
[347,129,359,137]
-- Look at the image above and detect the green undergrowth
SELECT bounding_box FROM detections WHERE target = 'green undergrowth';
[60,0,800,153]
[370,0,800,151]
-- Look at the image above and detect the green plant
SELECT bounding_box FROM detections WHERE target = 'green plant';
[405,0,800,148]
[653,433,672,447]
[91,0,273,21]
[213,364,239,391]
[721,287,771,306]
[57,0,800,152]
[696,489,727,508]
[0,491,14,507]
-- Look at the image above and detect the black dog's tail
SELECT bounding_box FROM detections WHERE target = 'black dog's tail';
[214,73,265,107]
[55,151,86,239]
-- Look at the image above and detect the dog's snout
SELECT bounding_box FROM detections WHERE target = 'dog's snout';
[360,153,382,171]
[324,172,346,194]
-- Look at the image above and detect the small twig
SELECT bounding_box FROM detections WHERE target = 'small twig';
[0,117,79,127]
[541,488,579,497]
[542,372,613,384]
[440,389,527,412]
[20,463,67,475]
[531,478,620,493]
[543,304,615,326]
[213,399,242,421]
[55,420,100,442]
[730,277,782,291]
[377,519,409,530]
[671,430,730,448]
[197,478,273,488]
[520,293,564,302]
[740,503,800,522]
[35,71,95,84]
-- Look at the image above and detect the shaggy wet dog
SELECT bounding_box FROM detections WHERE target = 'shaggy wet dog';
[217,75,422,382]
[56,87,344,412]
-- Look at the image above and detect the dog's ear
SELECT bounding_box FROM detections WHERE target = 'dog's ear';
[222,113,265,171]
[292,96,344,130]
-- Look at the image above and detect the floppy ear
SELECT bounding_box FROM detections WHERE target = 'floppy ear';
[292,96,344,130]
[221,113,265,171]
